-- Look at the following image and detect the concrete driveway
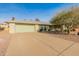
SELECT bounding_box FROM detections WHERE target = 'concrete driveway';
[5,32,79,56]
[0,31,10,56]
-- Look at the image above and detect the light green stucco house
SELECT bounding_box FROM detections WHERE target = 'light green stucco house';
[5,20,52,33]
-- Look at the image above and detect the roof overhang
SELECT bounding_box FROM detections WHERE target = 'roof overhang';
[5,21,52,25]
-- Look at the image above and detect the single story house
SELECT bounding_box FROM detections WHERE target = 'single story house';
[5,20,52,33]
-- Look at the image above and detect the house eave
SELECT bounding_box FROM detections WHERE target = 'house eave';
[5,21,52,25]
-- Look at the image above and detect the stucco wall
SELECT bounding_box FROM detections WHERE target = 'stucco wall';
[8,23,16,33]
[8,22,50,33]
[35,24,40,32]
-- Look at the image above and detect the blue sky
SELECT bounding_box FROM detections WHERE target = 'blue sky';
[0,3,78,23]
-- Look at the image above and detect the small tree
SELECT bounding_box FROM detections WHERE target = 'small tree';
[50,7,79,34]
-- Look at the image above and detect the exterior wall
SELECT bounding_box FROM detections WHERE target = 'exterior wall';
[46,25,49,31]
[4,24,9,30]
[35,24,40,32]
[7,22,51,33]
[8,23,16,33]
[15,24,35,33]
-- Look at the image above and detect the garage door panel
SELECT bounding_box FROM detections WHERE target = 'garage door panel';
[15,24,35,33]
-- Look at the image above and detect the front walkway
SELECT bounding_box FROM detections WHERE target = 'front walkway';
[5,32,79,56]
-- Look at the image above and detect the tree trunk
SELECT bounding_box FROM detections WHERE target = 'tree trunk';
[67,29,70,34]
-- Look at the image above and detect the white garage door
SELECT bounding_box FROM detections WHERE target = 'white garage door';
[15,24,35,33]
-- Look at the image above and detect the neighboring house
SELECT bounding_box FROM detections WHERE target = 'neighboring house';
[5,20,52,33]
[0,23,8,30]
